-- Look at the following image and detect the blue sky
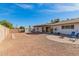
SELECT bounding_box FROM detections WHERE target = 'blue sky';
[0,3,79,27]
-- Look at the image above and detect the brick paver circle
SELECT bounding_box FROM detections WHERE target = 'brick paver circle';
[46,35,79,44]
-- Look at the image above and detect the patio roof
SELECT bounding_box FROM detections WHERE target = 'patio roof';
[50,18,79,26]
[33,18,79,27]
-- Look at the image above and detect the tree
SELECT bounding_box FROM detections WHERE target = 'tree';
[0,20,13,29]
[54,18,60,23]
[19,26,25,29]
[67,18,70,20]
[50,18,60,24]
[50,19,54,23]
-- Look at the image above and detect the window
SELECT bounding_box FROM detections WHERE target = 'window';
[54,28,57,31]
[61,25,74,29]
[71,25,74,29]
[62,26,64,29]
[37,27,39,30]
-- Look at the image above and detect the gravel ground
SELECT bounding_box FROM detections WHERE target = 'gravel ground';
[0,32,79,56]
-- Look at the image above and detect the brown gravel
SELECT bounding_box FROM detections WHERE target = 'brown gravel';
[0,32,79,56]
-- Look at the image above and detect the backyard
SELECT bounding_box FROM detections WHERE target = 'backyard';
[0,30,79,56]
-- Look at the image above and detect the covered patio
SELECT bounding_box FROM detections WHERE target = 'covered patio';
[33,24,53,33]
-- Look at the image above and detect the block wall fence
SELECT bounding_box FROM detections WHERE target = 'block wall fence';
[0,25,9,41]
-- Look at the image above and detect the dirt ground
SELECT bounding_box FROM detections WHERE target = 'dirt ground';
[0,32,79,56]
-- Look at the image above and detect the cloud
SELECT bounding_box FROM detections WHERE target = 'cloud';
[15,4,34,9]
[40,3,79,13]
[0,13,10,16]
[0,8,14,16]
[55,4,79,12]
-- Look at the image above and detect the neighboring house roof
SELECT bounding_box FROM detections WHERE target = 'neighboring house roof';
[34,18,79,27]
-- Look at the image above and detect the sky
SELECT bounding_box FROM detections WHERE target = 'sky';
[0,3,79,27]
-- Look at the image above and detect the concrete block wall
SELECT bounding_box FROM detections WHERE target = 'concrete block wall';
[0,25,9,41]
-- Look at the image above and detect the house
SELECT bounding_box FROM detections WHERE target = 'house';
[33,18,79,35]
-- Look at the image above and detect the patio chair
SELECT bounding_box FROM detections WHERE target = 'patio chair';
[76,33,79,38]
[69,31,76,42]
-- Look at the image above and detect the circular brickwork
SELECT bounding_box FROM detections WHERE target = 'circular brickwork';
[46,35,79,44]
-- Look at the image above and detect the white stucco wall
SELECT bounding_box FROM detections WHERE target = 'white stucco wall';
[52,23,79,35]
[25,27,32,33]
[34,27,42,32]
[34,23,79,35]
